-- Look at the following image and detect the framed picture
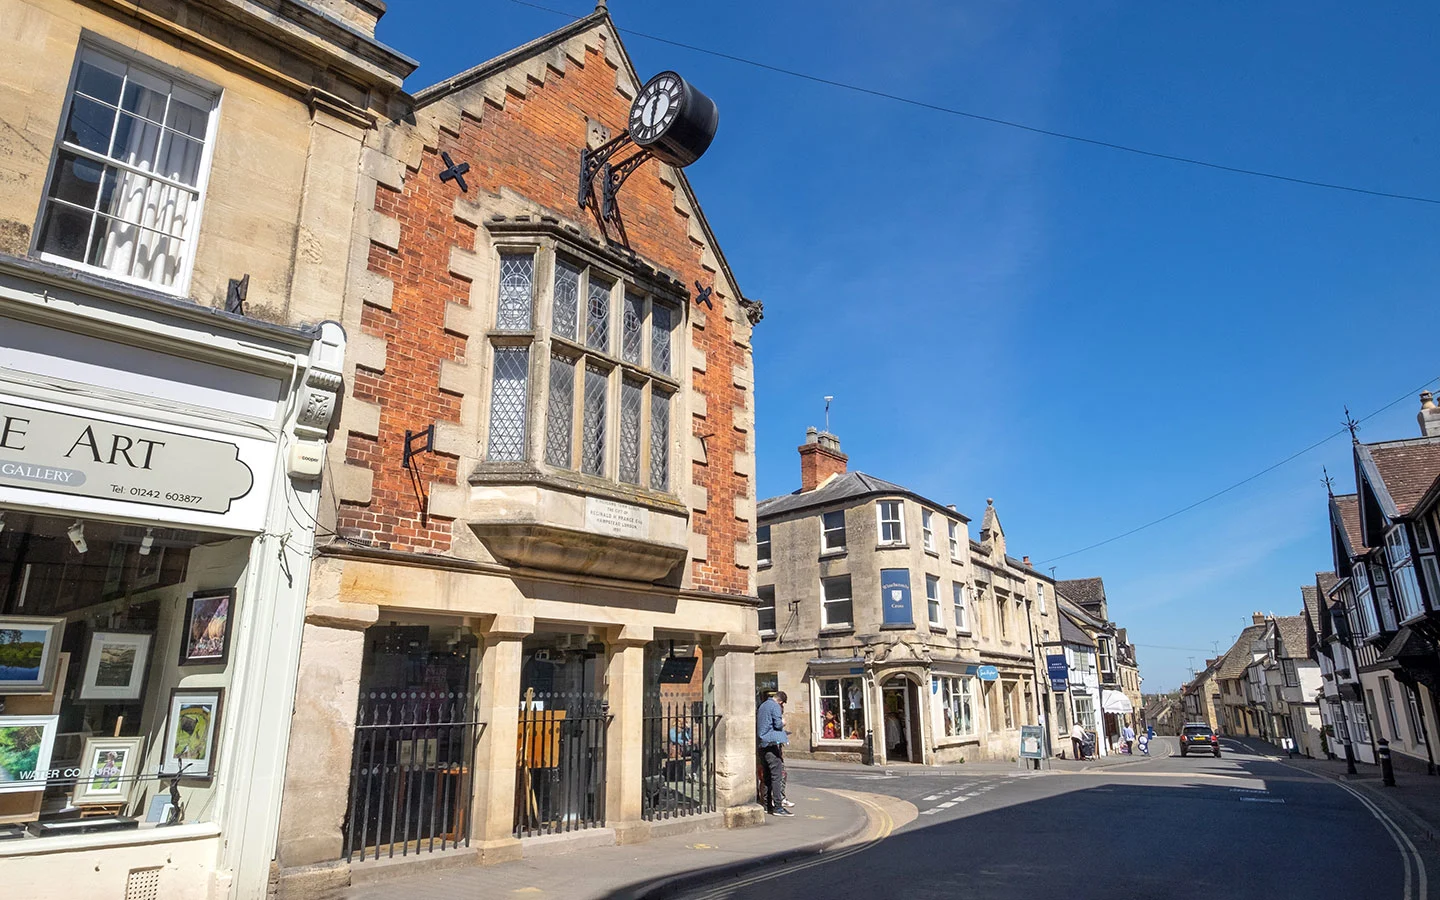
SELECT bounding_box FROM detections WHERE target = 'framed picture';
[0,715,59,794]
[144,792,174,824]
[103,543,128,595]
[178,590,233,667]
[159,688,223,779]
[133,547,165,590]
[78,630,153,701]
[72,735,146,806]
[0,616,65,695]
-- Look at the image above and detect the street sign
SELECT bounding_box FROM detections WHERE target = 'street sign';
[976,665,999,682]
[1046,654,1069,692]
[1019,725,1044,759]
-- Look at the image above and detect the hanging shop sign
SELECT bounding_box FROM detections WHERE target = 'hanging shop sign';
[1046,654,1070,692]
[0,401,253,514]
[880,568,913,625]
[976,665,999,682]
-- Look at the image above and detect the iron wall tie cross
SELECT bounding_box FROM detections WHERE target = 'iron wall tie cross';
[439,151,470,193]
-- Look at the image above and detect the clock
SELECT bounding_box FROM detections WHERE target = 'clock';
[627,71,719,168]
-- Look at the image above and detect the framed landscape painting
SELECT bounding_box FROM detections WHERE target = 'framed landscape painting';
[159,687,223,779]
[0,617,65,695]
[178,590,233,667]
[72,735,145,806]
[0,715,59,794]
[78,630,153,701]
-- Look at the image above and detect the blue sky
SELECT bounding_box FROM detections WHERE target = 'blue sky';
[376,1,1440,691]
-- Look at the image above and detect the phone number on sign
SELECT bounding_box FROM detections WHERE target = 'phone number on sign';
[111,485,204,504]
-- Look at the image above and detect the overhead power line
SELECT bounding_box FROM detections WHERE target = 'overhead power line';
[1039,376,1440,565]
[504,0,1440,206]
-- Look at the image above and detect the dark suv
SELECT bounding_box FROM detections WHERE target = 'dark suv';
[1180,723,1221,757]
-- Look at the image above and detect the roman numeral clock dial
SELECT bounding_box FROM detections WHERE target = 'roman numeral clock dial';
[630,72,683,145]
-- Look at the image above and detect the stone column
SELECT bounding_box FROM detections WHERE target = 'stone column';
[273,561,377,895]
[470,614,533,864]
[604,624,652,843]
[712,632,765,827]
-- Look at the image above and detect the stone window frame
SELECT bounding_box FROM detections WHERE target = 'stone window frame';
[34,42,221,295]
[476,229,686,501]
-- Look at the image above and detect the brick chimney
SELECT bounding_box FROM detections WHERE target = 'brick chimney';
[799,427,847,492]
[1420,391,1440,438]
[1252,612,1266,626]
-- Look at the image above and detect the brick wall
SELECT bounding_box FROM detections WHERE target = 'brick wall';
[336,23,753,596]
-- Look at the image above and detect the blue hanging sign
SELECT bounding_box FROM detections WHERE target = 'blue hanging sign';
[1046,654,1069,692]
[976,665,999,682]
[880,568,913,625]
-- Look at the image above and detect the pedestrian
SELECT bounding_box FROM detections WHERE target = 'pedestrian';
[1122,723,1136,755]
[757,691,794,816]
[1070,722,1087,760]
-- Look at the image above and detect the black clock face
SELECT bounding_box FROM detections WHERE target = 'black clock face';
[630,72,685,147]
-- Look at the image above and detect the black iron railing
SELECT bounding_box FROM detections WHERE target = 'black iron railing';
[641,702,721,821]
[514,691,611,838]
[343,691,482,862]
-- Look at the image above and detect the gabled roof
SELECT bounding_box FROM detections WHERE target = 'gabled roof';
[1058,611,1095,647]
[757,471,967,522]
[1056,593,1106,629]
[1058,577,1106,612]
[1358,438,1440,519]
[1330,493,1368,559]
[1300,585,1321,641]
[1274,614,1310,659]
[1216,625,1266,679]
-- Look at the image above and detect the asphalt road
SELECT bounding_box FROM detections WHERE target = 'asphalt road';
[673,737,1420,900]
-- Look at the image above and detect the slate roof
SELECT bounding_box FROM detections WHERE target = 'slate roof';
[1057,577,1106,611]
[1056,593,1106,629]
[1274,614,1310,659]
[1216,625,1266,679]
[1300,585,1322,639]
[1058,612,1095,647]
[757,471,969,522]
[1333,493,1368,555]
[1359,438,1440,518]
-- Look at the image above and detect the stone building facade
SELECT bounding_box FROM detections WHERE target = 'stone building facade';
[754,429,1045,765]
[272,8,764,895]
[0,1,405,897]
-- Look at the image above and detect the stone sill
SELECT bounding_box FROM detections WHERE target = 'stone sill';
[934,736,981,749]
[819,627,856,637]
[879,623,915,631]
[0,821,219,857]
[819,549,848,560]
[875,543,909,551]
[470,464,688,517]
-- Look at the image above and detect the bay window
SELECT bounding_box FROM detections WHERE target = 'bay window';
[815,677,866,741]
[1386,527,1426,621]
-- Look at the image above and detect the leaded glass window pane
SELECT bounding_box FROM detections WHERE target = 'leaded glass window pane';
[486,346,529,461]
[622,293,644,364]
[545,352,575,468]
[496,253,533,331]
[619,378,643,484]
[583,363,608,475]
[587,277,611,352]
[650,389,670,491]
[651,303,672,375]
[552,258,580,340]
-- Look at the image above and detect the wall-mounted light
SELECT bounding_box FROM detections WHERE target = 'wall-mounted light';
[139,528,155,556]
[67,520,87,554]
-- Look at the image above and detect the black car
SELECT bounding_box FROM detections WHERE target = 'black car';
[1180,723,1221,757]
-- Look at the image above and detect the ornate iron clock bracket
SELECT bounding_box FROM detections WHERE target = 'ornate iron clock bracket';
[601,148,654,223]
[577,129,635,213]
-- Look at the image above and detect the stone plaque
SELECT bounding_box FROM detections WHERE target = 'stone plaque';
[584,496,648,539]
[0,401,254,514]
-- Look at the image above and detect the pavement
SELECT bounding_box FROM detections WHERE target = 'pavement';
[343,785,889,900]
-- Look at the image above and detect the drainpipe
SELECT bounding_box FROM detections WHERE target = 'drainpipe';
[1023,596,1049,769]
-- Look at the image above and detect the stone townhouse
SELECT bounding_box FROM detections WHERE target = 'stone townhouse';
[1058,577,1138,751]
[1216,620,1267,737]
[271,7,765,896]
[0,1,405,897]
[754,429,1047,765]
[1244,611,1323,756]
[1053,595,1103,756]
[1180,657,1223,733]
[1312,566,1377,765]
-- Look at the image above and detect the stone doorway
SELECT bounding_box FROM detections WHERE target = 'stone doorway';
[881,677,920,763]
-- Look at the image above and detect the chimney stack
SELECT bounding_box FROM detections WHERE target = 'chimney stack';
[1022,556,1031,567]
[1420,391,1440,438]
[1252,612,1266,626]
[799,427,847,492]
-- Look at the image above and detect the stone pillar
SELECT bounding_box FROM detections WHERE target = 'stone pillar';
[273,563,377,894]
[712,632,765,827]
[604,624,652,843]
[470,614,533,863]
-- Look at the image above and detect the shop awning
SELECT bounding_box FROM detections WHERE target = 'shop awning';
[1101,690,1134,714]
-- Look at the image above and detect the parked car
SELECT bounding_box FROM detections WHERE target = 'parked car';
[1180,723,1220,757]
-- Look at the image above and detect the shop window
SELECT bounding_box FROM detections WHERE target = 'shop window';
[815,677,865,741]
[37,46,218,292]
[821,510,846,553]
[1074,694,1096,730]
[0,509,249,834]
[821,575,852,629]
[757,585,776,634]
[937,675,975,737]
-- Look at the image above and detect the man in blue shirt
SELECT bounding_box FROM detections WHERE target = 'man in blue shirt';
[756,691,793,816]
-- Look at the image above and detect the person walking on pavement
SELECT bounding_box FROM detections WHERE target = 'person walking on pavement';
[757,691,793,816]
[1070,722,1087,760]
[1122,723,1136,754]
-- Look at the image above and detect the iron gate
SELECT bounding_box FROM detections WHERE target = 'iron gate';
[641,701,721,821]
[514,690,610,837]
[343,691,482,862]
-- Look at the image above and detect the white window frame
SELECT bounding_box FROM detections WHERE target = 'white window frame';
[813,676,866,744]
[922,509,935,552]
[937,675,976,738]
[926,574,942,628]
[36,45,220,295]
[1036,582,1046,614]
[948,520,960,559]
[757,584,776,634]
[821,575,853,629]
[756,525,772,566]
[877,500,905,546]
[1387,527,1426,621]
[821,510,847,553]
[952,582,969,633]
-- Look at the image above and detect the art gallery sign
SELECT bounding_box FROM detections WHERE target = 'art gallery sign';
[0,401,254,514]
